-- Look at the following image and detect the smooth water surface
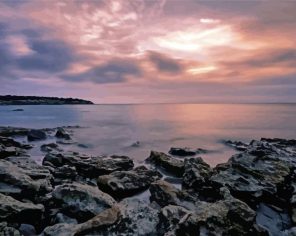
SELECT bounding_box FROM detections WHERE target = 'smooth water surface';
[0,104,295,166]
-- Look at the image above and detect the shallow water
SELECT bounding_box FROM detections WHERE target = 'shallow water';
[0,103,296,166]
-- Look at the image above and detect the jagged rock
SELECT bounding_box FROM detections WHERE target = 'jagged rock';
[183,157,212,189]
[53,165,77,180]
[43,152,134,178]
[169,147,196,156]
[41,143,63,153]
[0,136,32,158]
[51,182,116,222]
[0,222,21,236]
[223,140,249,151]
[19,224,36,236]
[0,158,52,199]
[97,165,162,198]
[210,140,296,207]
[0,193,44,224]
[27,129,47,141]
[0,136,32,149]
[54,213,78,224]
[55,128,71,140]
[146,151,184,177]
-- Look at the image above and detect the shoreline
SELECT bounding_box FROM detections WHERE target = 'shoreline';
[0,126,296,235]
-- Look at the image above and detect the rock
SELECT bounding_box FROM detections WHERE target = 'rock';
[223,140,249,151]
[53,165,77,180]
[0,136,32,158]
[19,224,36,236]
[146,151,184,177]
[51,182,116,222]
[0,136,32,149]
[0,126,29,137]
[131,141,140,147]
[41,143,63,153]
[97,165,162,198]
[183,157,212,189]
[43,152,134,178]
[0,193,44,224]
[27,129,47,141]
[0,222,21,236]
[12,109,24,111]
[55,128,71,140]
[0,159,52,199]
[42,206,120,236]
[54,213,78,224]
[210,140,296,207]
[149,180,195,207]
[169,147,196,156]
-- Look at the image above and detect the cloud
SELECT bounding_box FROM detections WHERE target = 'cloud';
[62,59,142,84]
[148,51,182,73]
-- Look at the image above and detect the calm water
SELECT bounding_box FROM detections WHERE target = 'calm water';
[0,104,295,166]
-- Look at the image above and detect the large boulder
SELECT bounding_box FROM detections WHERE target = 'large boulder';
[0,193,44,224]
[51,183,116,222]
[27,129,47,141]
[146,151,184,177]
[97,166,162,198]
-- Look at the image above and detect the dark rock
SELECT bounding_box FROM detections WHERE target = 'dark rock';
[131,141,140,147]
[169,147,196,156]
[12,109,24,112]
[55,128,71,140]
[53,165,77,180]
[97,166,162,198]
[51,182,116,222]
[54,213,78,224]
[146,151,184,177]
[0,126,29,137]
[0,222,21,236]
[210,140,295,207]
[41,143,63,153]
[0,193,44,224]
[0,136,32,158]
[27,129,47,141]
[223,140,249,151]
[183,157,212,189]
[19,224,36,236]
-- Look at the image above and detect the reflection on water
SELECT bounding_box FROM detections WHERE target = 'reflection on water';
[0,104,295,166]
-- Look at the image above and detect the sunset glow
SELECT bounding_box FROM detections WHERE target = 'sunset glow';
[0,0,295,103]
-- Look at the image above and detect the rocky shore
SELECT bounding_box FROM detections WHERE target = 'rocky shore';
[0,126,296,235]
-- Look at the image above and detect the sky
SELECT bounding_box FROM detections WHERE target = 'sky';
[0,0,296,103]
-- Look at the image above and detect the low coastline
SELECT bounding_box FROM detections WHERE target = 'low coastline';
[0,125,296,235]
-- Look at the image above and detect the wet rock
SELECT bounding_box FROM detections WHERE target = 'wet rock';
[0,159,52,199]
[97,165,162,198]
[55,128,71,140]
[149,180,187,207]
[183,157,212,189]
[146,151,184,177]
[19,224,36,236]
[0,126,29,137]
[0,136,32,149]
[210,140,296,207]
[0,193,44,224]
[53,165,77,180]
[0,136,32,158]
[223,140,249,151]
[51,182,116,222]
[0,222,21,236]
[131,141,140,147]
[169,147,196,156]
[43,152,134,178]
[27,129,47,141]
[0,144,19,159]
[41,143,63,153]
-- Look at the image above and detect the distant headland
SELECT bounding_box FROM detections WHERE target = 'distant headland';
[0,95,94,105]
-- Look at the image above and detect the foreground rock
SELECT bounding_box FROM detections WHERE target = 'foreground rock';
[0,193,44,225]
[27,129,47,141]
[97,166,162,198]
[0,158,52,199]
[51,182,116,222]
[0,136,32,159]
[55,128,71,140]
[146,151,184,177]
[43,152,134,178]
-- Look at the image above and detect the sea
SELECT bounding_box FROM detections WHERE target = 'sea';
[0,103,295,167]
